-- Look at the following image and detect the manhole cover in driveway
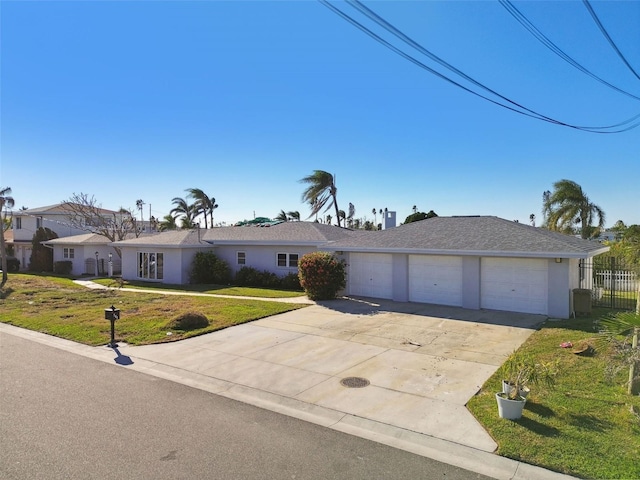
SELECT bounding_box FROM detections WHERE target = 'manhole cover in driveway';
[340,377,370,388]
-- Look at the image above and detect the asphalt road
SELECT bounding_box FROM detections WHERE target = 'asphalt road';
[0,332,491,480]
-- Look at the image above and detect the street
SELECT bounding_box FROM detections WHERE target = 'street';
[0,332,490,480]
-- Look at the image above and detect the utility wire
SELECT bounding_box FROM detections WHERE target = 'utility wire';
[320,0,640,132]
[582,0,640,82]
[500,0,640,101]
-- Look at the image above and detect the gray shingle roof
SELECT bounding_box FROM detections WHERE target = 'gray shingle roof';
[325,216,608,258]
[112,222,359,248]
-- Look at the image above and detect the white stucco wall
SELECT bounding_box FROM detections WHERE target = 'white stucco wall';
[120,246,212,284]
[547,259,570,318]
[214,244,317,278]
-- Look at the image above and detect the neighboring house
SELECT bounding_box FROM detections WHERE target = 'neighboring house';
[9,203,120,271]
[44,234,122,276]
[40,215,609,319]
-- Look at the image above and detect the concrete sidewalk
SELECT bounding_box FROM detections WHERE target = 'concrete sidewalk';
[1,297,575,480]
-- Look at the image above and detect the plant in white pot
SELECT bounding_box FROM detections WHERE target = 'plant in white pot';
[496,351,558,420]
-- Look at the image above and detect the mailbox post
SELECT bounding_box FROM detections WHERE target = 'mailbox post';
[104,305,120,348]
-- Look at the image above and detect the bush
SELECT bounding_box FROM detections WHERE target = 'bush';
[53,261,73,275]
[29,227,57,272]
[234,267,303,291]
[280,272,302,291]
[167,312,209,331]
[298,252,346,300]
[190,252,231,284]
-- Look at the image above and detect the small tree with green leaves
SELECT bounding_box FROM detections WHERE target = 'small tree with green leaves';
[29,227,58,272]
[298,252,346,300]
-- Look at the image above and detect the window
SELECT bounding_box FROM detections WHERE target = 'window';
[137,252,164,280]
[15,217,22,229]
[237,251,246,265]
[276,253,299,268]
[63,248,75,259]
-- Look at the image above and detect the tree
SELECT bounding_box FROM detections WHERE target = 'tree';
[287,211,300,221]
[529,213,536,227]
[412,205,417,214]
[404,210,438,224]
[158,214,178,231]
[300,171,341,226]
[542,179,605,239]
[372,208,377,226]
[62,193,138,258]
[275,210,289,222]
[185,188,217,229]
[136,199,145,224]
[170,197,196,229]
[1,186,15,288]
[29,227,57,272]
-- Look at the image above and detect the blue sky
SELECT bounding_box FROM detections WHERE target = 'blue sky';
[1,1,639,227]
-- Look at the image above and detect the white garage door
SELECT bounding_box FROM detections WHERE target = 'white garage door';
[409,255,463,306]
[348,253,393,299]
[481,258,548,315]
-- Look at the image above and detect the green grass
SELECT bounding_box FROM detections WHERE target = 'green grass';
[92,278,305,298]
[468,309,640,479]
[1,274,308,346]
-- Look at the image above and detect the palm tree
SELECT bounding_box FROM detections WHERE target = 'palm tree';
[543,179,605,239]
[372,208,377,226]
[300,171,341,227]
[412,205,417,214]
[158,214,178,231]
[185,188,213,229]
[347,203,355,228]
[170,197,196,229]
[275,210,289,222]
[529,214,536,227]
[1,187,15,288]
[136,199,145,223]
[287,211,300,221]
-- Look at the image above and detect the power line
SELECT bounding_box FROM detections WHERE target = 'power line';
[582,0,640,82]
[318,0,640,133]
[500,0,640,101]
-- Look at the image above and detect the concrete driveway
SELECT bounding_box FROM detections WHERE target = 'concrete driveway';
[123,297,545,453]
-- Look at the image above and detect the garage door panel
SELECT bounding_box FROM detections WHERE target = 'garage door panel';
[349,253,393,299]
[409,255,463,307]
[481,258,548,315]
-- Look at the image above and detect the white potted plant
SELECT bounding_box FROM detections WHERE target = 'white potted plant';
[496,351,557,420]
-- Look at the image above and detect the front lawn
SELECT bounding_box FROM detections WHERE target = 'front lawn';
[1,274,308,345]
[467,309,640,479]
[92,278,305,298]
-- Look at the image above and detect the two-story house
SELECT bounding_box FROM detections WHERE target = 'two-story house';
[9,203,120,270]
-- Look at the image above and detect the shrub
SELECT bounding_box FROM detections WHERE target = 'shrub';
[53,261,73,275]
[29,227,57,272]
[190,252,231,284]
[298,251,346,300]
[167,312,209,331]
[280,272,303,291]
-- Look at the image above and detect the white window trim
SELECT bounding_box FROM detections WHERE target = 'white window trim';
[63,248,75,259]
[237,251,246,265]
[276,252,299,268]
[137,251,164,281]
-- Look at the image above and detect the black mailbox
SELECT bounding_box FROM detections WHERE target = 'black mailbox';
[105,305,120,348]
[105,306,120,321]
